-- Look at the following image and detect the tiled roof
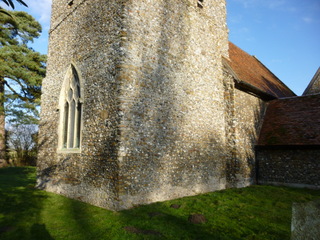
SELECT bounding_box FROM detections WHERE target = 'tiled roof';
[258,94,320,146]
[226,42,296,99]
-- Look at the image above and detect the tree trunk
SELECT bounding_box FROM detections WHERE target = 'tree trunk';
[0,78,6,166]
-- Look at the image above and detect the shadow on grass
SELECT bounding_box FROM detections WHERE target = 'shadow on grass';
[118,207,219,240]
[1,167,319,240]
[0,167,52,240]
[30,224,54,240]
[114,186,320,240]
[63,197,221,240]
[36,184,320,240]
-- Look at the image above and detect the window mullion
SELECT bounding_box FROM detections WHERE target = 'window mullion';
[67,100,72,148]
[74,102,79,148]
[69,99,76,148]
[63,102,69,148]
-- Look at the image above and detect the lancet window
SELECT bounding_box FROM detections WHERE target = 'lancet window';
[61,66,82,150]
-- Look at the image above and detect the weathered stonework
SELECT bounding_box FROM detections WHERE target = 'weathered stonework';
[256,94,320,190]
[38,0,308,211]
[223,69,267,188]
[257,147,320,189]
[291,199,320,240]
[232,89,266,187]
[38,0,232,210]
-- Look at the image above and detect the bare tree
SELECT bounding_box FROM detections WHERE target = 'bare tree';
[7,123,37,166]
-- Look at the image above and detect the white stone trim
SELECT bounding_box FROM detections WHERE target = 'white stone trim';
[57,63,84,153]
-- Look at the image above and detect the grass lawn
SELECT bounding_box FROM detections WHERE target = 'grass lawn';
[0,167,319,240]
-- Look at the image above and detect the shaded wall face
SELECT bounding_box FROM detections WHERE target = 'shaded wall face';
[223,70,267,189]
[257,148,320,189]
[116,0,229,208]
[38,0,125,209]
[232,89,266,187]
[39,0,230,210]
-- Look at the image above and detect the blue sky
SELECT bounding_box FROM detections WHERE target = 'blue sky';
[2,0,319,95]
[227,0,320,95]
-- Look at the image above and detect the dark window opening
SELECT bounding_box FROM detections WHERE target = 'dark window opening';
[68,0,74,8]
[197,0,204,8]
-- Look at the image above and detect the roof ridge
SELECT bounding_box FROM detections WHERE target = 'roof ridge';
[271,93,320,101]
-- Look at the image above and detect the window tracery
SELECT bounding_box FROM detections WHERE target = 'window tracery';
[60,66,82,150]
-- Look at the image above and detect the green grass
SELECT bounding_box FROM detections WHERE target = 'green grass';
[0,167,319,240]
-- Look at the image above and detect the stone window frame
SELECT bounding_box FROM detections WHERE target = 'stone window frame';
[58,64,84,153]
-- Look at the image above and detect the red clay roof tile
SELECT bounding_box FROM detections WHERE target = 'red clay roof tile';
[258,94,320,146]
[227,42,296,99]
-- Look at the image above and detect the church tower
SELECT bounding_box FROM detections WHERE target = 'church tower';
[38,0,229,210]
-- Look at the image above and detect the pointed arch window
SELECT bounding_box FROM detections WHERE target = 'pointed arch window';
[60,66,82,150]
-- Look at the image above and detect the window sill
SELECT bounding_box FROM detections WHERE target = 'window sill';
[57,148,81,154]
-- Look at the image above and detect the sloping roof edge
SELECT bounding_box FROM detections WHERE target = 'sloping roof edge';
[222,57,277,101]
[250,55,295,96]
[226,42,296,99]
[303,67,320,95]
